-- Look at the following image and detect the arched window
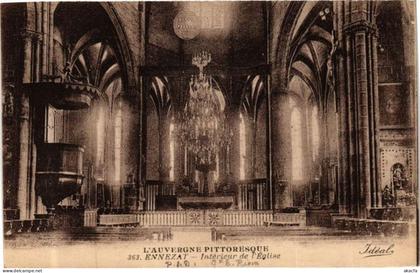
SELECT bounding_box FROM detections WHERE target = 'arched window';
[215,153,220,181]
[114,100,122,184]
[311,105,320,162]
[169,120,175,181]
[215,118,221,181]
[239,113,246,180]
[291,105,303,181]
[146,97,159,181]
[96,104,105,168]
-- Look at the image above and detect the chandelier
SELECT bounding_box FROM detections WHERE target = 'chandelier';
[178,51,231,171]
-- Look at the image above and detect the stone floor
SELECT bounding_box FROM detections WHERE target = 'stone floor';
[3,225,415,246]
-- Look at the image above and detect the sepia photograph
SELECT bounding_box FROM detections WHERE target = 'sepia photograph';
[1,0,418,269]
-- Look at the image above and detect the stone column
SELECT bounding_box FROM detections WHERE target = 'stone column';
[319,108,329,205]
[251,116,257,179]
[300,105,311,200]
[218,145,227,185]
[264,76,273,210]
[304,104,315,203]
[138,77,148,210]
[336,37,349,213]
[29,140,37,219]
[169,77,184,185]
[228,106,241,181]
[159,114,171,182]
[17,91,31,220]
[121,94,140,209]
[354,29,372,217]
[400,2,416,200]
[137,2,147,210]
[337,1,380,217]
[244,115,254,179]
[16,33,35,220]
[369,25,380,208]
[271,85,293,210]
[334,2,350,214]
[104,104,115,208]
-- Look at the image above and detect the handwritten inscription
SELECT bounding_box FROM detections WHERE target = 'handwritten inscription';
[359,243,395,258]
[211,259,259,267]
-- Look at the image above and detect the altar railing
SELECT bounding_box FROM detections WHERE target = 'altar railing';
[99,210,281,226]
[222,210,273,226]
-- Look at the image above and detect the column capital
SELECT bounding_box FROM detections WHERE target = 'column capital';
[19,29,43,42]
[18,93,30,121]
[271,89,289,96]
[122,91,139,105]
[343,20,377,36]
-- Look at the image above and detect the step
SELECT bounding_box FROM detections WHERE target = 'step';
[265,221,301,227]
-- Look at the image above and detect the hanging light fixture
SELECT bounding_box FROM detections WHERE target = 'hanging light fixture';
[177,51,231,193]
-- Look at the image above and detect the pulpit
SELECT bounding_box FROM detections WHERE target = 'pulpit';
[28,73,96,221]
[35,143,84,211]
[25,78,99,110]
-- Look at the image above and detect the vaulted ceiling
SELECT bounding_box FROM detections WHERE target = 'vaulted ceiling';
[146,1,266,67]
[53,2,123,101]
[288,2,333,104]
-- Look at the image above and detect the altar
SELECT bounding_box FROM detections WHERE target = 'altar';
[177,196,234,210]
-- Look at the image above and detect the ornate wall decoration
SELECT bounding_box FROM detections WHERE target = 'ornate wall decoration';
[380,147,416,193]
[188,211,202,225]
[379,129,415,148]
[379,129,414,141]
[206,211,221,226]
[186,210,204,225]
[378,83,411,129]
[173,10,201,40]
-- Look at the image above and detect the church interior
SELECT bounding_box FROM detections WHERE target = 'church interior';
[1,1,417,239]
